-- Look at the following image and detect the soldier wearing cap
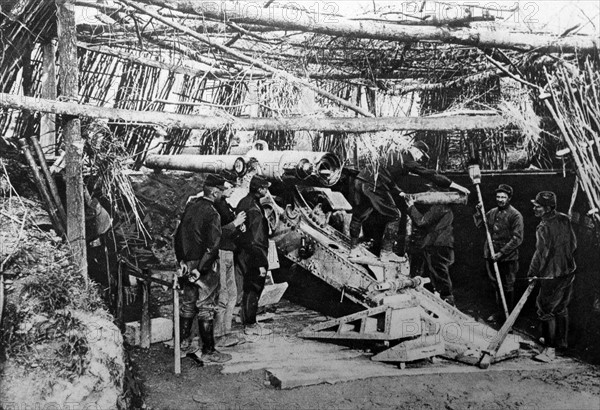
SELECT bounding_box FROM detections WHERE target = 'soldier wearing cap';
[235,175,273,336]
[350,140,470,262]
[173,173,232,364]
[474,183,524,321]
[528,191,577,362]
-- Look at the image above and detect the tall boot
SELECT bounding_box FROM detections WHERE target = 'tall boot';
[535,319,556,362]
[542,318,556,347]
[179,316,198,354]
[198,319,231,363]
[380,221,404,263]
[349,235,362,258]
[180,316,194,340]
[555,315,569,350]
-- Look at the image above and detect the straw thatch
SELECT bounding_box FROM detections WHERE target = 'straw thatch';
[1,0,599,245]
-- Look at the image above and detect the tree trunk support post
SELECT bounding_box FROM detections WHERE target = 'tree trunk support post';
[56,0,88,285]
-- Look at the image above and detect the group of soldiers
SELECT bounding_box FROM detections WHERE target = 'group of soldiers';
[346,141,577,363]
[173,140,577,365]
[174,173,274,364]
[475,186,577,363]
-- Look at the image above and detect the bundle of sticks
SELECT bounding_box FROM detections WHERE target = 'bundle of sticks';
[544,59,600,230]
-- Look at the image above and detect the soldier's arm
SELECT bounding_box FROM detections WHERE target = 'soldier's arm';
[527,226,549,278]
[408,204,441,228]
[247,208,269,268]
[196,214,222,272]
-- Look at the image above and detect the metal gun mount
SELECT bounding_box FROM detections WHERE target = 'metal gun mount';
[270,186,519,368]
[145,140,342,187]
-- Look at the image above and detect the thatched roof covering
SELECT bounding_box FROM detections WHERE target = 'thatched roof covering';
[0,0,598,169]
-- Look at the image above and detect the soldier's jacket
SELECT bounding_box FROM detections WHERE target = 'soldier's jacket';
[174,197,221,268]
[235,193,269,269]
[408,204,454,248]
[214,197,240,252]
[476,205,524,261]
[527,211,577,279]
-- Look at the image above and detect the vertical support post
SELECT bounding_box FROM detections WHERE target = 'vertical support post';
[40,41,57,156]
[141,274,151,349]
[56,0,87,285]
[173,275,181,374]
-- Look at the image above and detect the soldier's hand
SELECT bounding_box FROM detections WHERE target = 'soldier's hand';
[455,185,471,195]
[404,196,415,208]
[491,252,503,261]
[188,269,201,283]
[178,260,189,277]
[259,267,267,277]
[234,211,247,227]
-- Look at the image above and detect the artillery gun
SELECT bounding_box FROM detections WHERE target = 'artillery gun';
[145,143,520,368]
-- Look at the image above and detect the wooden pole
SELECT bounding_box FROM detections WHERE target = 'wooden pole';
[117,258,124,329]
[141,275,151,349]
[56,0,88,283]
[479,280,536,369]
[0,93,509,132]
[173,275,181,374]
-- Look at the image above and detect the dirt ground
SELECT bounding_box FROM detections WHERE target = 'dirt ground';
[130,298,600,410]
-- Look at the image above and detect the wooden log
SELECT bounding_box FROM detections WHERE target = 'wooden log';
[57,0,88,282]
[139,0,599,53]
[0,93,509,131]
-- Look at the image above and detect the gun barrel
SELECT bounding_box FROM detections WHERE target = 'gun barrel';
[144,150,342,187]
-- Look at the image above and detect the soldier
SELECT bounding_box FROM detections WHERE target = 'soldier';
[174,174,232,363]
[527,191,577,362]
[405,191,456,306]
[236,175,273,336]
[213,173,246,346]
[349,141,470,262]
[474,184,524,321]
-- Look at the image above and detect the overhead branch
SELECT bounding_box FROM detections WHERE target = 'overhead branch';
[0,92,509,131]
[118,0,375,117]
[347,15,495,27]
[78,42,267,78]
[136,0,599,53]
[381,69,503,95]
